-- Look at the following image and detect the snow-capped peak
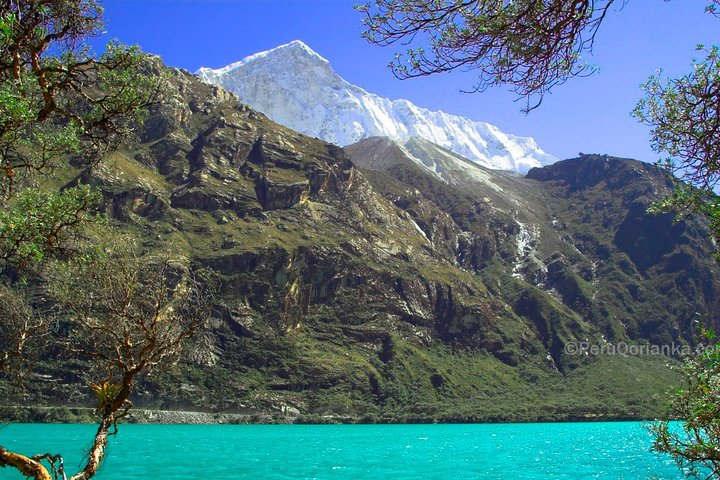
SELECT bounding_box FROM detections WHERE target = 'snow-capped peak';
[197,40,330,79]
[196,41,557,173]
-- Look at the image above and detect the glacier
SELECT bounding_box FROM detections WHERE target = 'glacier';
[197,40,557,174]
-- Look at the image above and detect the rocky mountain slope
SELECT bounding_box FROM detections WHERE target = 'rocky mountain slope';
[197,40,556,174]
[6,58,719,423]
[349,137,720,348]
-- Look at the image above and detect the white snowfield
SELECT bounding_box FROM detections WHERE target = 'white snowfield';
[197,40,557,174]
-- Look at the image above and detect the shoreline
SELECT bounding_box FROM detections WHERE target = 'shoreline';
[0,405,664,425]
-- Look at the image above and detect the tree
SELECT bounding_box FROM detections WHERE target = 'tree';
[632,44,720,475]
[0,282,46,374]
[0,1,203,479]
[360,0,720,476]
[0,0,159,265]
[635,45,720,246]
[359,1,720,236]
[0,0,160,377]
[0,232,212,480]
[357,0,619,112]
[649,331,720,478]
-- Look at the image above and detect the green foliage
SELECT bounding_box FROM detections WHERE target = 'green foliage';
[0,0,161,266]
[90,381,122,411]
[648,331,720,479]
[634,44,720,248]
[706,0,720,17]
[635,46,720,190]
[0,185,101,264]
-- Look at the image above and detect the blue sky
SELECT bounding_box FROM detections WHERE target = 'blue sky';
[98,0,718,162]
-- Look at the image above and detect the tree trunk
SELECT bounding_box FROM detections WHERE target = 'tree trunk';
[68,414,114,480]
[0,447,52,480]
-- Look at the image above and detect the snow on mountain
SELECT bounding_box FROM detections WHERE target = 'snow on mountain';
[345,136,507,194]
[197,40,557,174]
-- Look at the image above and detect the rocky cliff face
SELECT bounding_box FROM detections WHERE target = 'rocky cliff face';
[350,139,720,354]
[9,60,719,423]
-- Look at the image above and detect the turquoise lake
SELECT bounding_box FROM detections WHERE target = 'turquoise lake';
[2,422,682,479]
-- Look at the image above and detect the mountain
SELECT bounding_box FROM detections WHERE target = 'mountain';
[196,40,556,174]
[345,136,516,196]
[5,58,719,424]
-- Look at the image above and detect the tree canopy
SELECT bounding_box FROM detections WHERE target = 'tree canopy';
[0,0,158,265]
[358,0,619,112]
[359,1,720,111]
[636,45,720,244]
[649,330,720,478]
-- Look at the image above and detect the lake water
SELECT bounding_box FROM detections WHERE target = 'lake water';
[1,422,682,479]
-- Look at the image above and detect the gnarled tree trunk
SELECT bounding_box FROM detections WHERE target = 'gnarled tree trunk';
[0,447,52,480]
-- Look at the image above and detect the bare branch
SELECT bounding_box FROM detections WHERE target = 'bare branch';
[359,0,619,112]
